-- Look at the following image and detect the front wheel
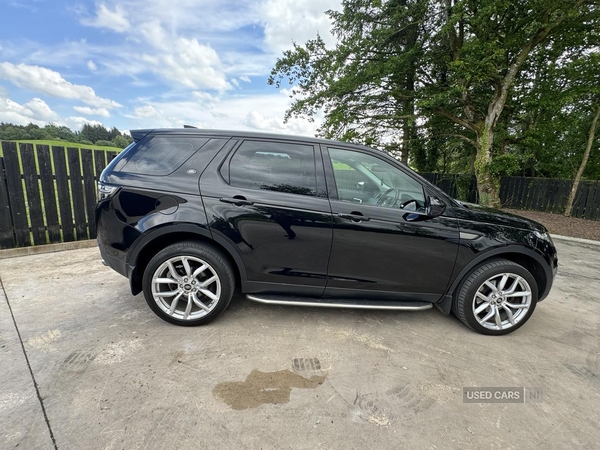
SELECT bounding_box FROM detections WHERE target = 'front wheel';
[142,241,235,326]
[452,259,538,335]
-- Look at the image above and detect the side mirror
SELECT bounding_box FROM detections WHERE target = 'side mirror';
[426,196,446,218]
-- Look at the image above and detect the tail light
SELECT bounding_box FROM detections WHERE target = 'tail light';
[97,182,119,201]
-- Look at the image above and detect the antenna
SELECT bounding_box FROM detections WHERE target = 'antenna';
[183,125,197,129]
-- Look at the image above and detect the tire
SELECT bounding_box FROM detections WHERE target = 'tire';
[452,259,538,336]
[142,241,235,326]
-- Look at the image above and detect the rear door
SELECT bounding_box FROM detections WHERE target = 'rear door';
[200,138,332,296]
[322,145,460,302]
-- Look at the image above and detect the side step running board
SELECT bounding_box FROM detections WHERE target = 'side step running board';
[246,295,432,311]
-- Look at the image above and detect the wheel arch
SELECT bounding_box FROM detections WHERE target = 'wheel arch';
[444,246,551,311]
[127,223,247,295]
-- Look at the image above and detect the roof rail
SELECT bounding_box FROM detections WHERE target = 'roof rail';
[183,125,197,129]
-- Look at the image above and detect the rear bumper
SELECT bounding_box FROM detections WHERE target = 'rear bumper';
[98,239,128,278]
[95,198,141,280]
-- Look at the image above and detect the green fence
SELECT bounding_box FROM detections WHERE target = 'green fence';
[2,145,599,250]
[0,141,118,248]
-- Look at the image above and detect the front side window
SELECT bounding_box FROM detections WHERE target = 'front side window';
[328,147,425,211]
[229,140,316,196]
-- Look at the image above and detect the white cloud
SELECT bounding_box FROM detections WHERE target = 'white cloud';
[245,110,286,131]
[23,97,58,121]
[82,1,259,34]
[78,12,232,91]
[126,90,321,135]
[63,116,104,130]
[261,0,340,51]
[138,34,231,90]
[38,0,340,95]
[82,4,130,32]
[1,0,339,134]
[0,95,103,130]
[0,97,57,126]
[191,91,220,102]
[132,105,159,118]
[73,106,110,117]
[0,62,122,109]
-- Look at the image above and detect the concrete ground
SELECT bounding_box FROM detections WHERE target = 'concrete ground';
[0,240,598,450]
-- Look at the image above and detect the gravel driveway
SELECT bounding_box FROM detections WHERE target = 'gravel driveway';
[504,208,600,241]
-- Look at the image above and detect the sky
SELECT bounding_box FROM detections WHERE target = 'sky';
[0,0,341,135]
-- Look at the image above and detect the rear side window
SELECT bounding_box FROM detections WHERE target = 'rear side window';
[121,136,209,175]
[229,140,316,196]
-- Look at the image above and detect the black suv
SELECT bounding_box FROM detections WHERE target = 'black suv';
[96,128,558,335]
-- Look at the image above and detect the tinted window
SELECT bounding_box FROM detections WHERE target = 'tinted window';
[121,136,208,175]
[229,141,316,196]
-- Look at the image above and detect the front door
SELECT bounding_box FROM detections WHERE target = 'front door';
[201,138,332,296]
[323,146,459,302]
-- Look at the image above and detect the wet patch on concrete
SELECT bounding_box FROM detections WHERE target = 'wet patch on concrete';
[213,369,326,410]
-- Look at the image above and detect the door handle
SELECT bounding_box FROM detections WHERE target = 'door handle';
[337,212,370,222]
[220,196,254,206]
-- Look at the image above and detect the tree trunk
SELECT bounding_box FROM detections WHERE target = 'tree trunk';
[400,17,418,167]
[401,97,415,166]
[468,148,476,175]
[475,124,501,207]
[400,120,410,165]
[564,105,600,217]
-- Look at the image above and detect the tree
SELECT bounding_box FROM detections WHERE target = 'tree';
[443,0,599,205]
[505,47,600,181]
[44,124,77,141]
[80,123,111,143]
[108,126,121,140]
[0,122,130,146]
[270,0,429,164]
[565,105,600,216]
[270,0,600,206]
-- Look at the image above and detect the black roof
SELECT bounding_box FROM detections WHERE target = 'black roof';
[130,127,370,149]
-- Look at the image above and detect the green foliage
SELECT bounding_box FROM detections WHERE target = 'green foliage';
[111,135,130,148]
[0,122,133,147]
[269,0,429,163]
[488,154,522,177]
[270,0,600,188]
[94,140,114,147]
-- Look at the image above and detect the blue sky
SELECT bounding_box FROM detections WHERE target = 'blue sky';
[0,0,339,134]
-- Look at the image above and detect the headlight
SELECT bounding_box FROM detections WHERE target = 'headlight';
[534,230,553,244]
[97,182,118,201]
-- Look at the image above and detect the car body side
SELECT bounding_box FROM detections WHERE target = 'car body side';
[96,129,558,314]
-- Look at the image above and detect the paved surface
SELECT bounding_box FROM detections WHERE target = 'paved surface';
[0,241,599,450]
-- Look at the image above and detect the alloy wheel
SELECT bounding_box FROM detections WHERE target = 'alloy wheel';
[472,272,532,331]
[151,256,221,320]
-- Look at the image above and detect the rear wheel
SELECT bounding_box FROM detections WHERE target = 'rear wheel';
[142,241,235,326]
[452,259,538,335]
